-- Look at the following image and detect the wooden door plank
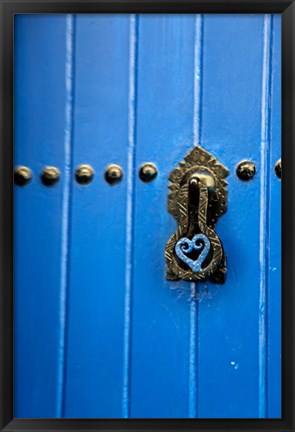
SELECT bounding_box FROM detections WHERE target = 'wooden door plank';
[14,15,72,418]
[130,14,197,418]
[196,14,280,418]
[267,14,281,418]
[63,15,132,417]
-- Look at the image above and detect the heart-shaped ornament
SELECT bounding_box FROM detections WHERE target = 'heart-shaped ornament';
[175,234,210,273]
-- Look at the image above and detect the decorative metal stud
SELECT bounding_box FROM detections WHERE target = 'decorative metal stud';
[236,160,256,181]
[139,163,158,182]
[14,166,32,186]
[275,159,281,179]
[41,166,60,186]
[75,164,94,185]
[105,164,123,185]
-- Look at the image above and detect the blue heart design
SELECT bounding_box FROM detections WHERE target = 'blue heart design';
[175,234,210,273]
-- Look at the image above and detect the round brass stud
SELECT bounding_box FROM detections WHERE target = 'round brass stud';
[275,159,281,179]
[14,166,32,186]
[41,166,60,186]
[75,164,94,185]
[105,164,123,185]
[139,162,158,183]
[236,160,256,181]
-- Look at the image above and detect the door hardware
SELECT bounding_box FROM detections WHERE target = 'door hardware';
[275,159,281,179]
[14,166,32,186]
[41,166,60,186]
[76,164,94,185]
[165,146,229,283]
[236,160,256,181]
[105,164,123,185]
[139,163,158,182]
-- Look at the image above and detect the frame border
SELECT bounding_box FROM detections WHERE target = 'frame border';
[1,1,294,431]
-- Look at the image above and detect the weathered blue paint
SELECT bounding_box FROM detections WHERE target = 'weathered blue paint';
[196,13,276,418]
[131,14,196,418]
[14,13,281,419]
[62,14,132,418]
[14,14,70,417]
[267,14,281,418]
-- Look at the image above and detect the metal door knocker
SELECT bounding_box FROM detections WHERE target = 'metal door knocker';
[165,146,229,283]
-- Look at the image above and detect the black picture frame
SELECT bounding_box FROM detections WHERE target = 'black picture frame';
[0,0,294,431]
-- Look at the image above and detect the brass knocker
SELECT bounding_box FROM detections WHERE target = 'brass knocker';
[165,146,229,283]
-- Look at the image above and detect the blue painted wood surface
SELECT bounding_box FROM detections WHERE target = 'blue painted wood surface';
[63,15,131,418]
[14,14,71,417]
[14,13,281,418]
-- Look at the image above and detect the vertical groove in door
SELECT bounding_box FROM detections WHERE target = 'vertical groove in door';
[122,13,138,419]
[259,13,273,419]
[189,13,204,419]
[56,14,76,418]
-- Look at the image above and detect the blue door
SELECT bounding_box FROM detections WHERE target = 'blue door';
[14,13,281,418]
